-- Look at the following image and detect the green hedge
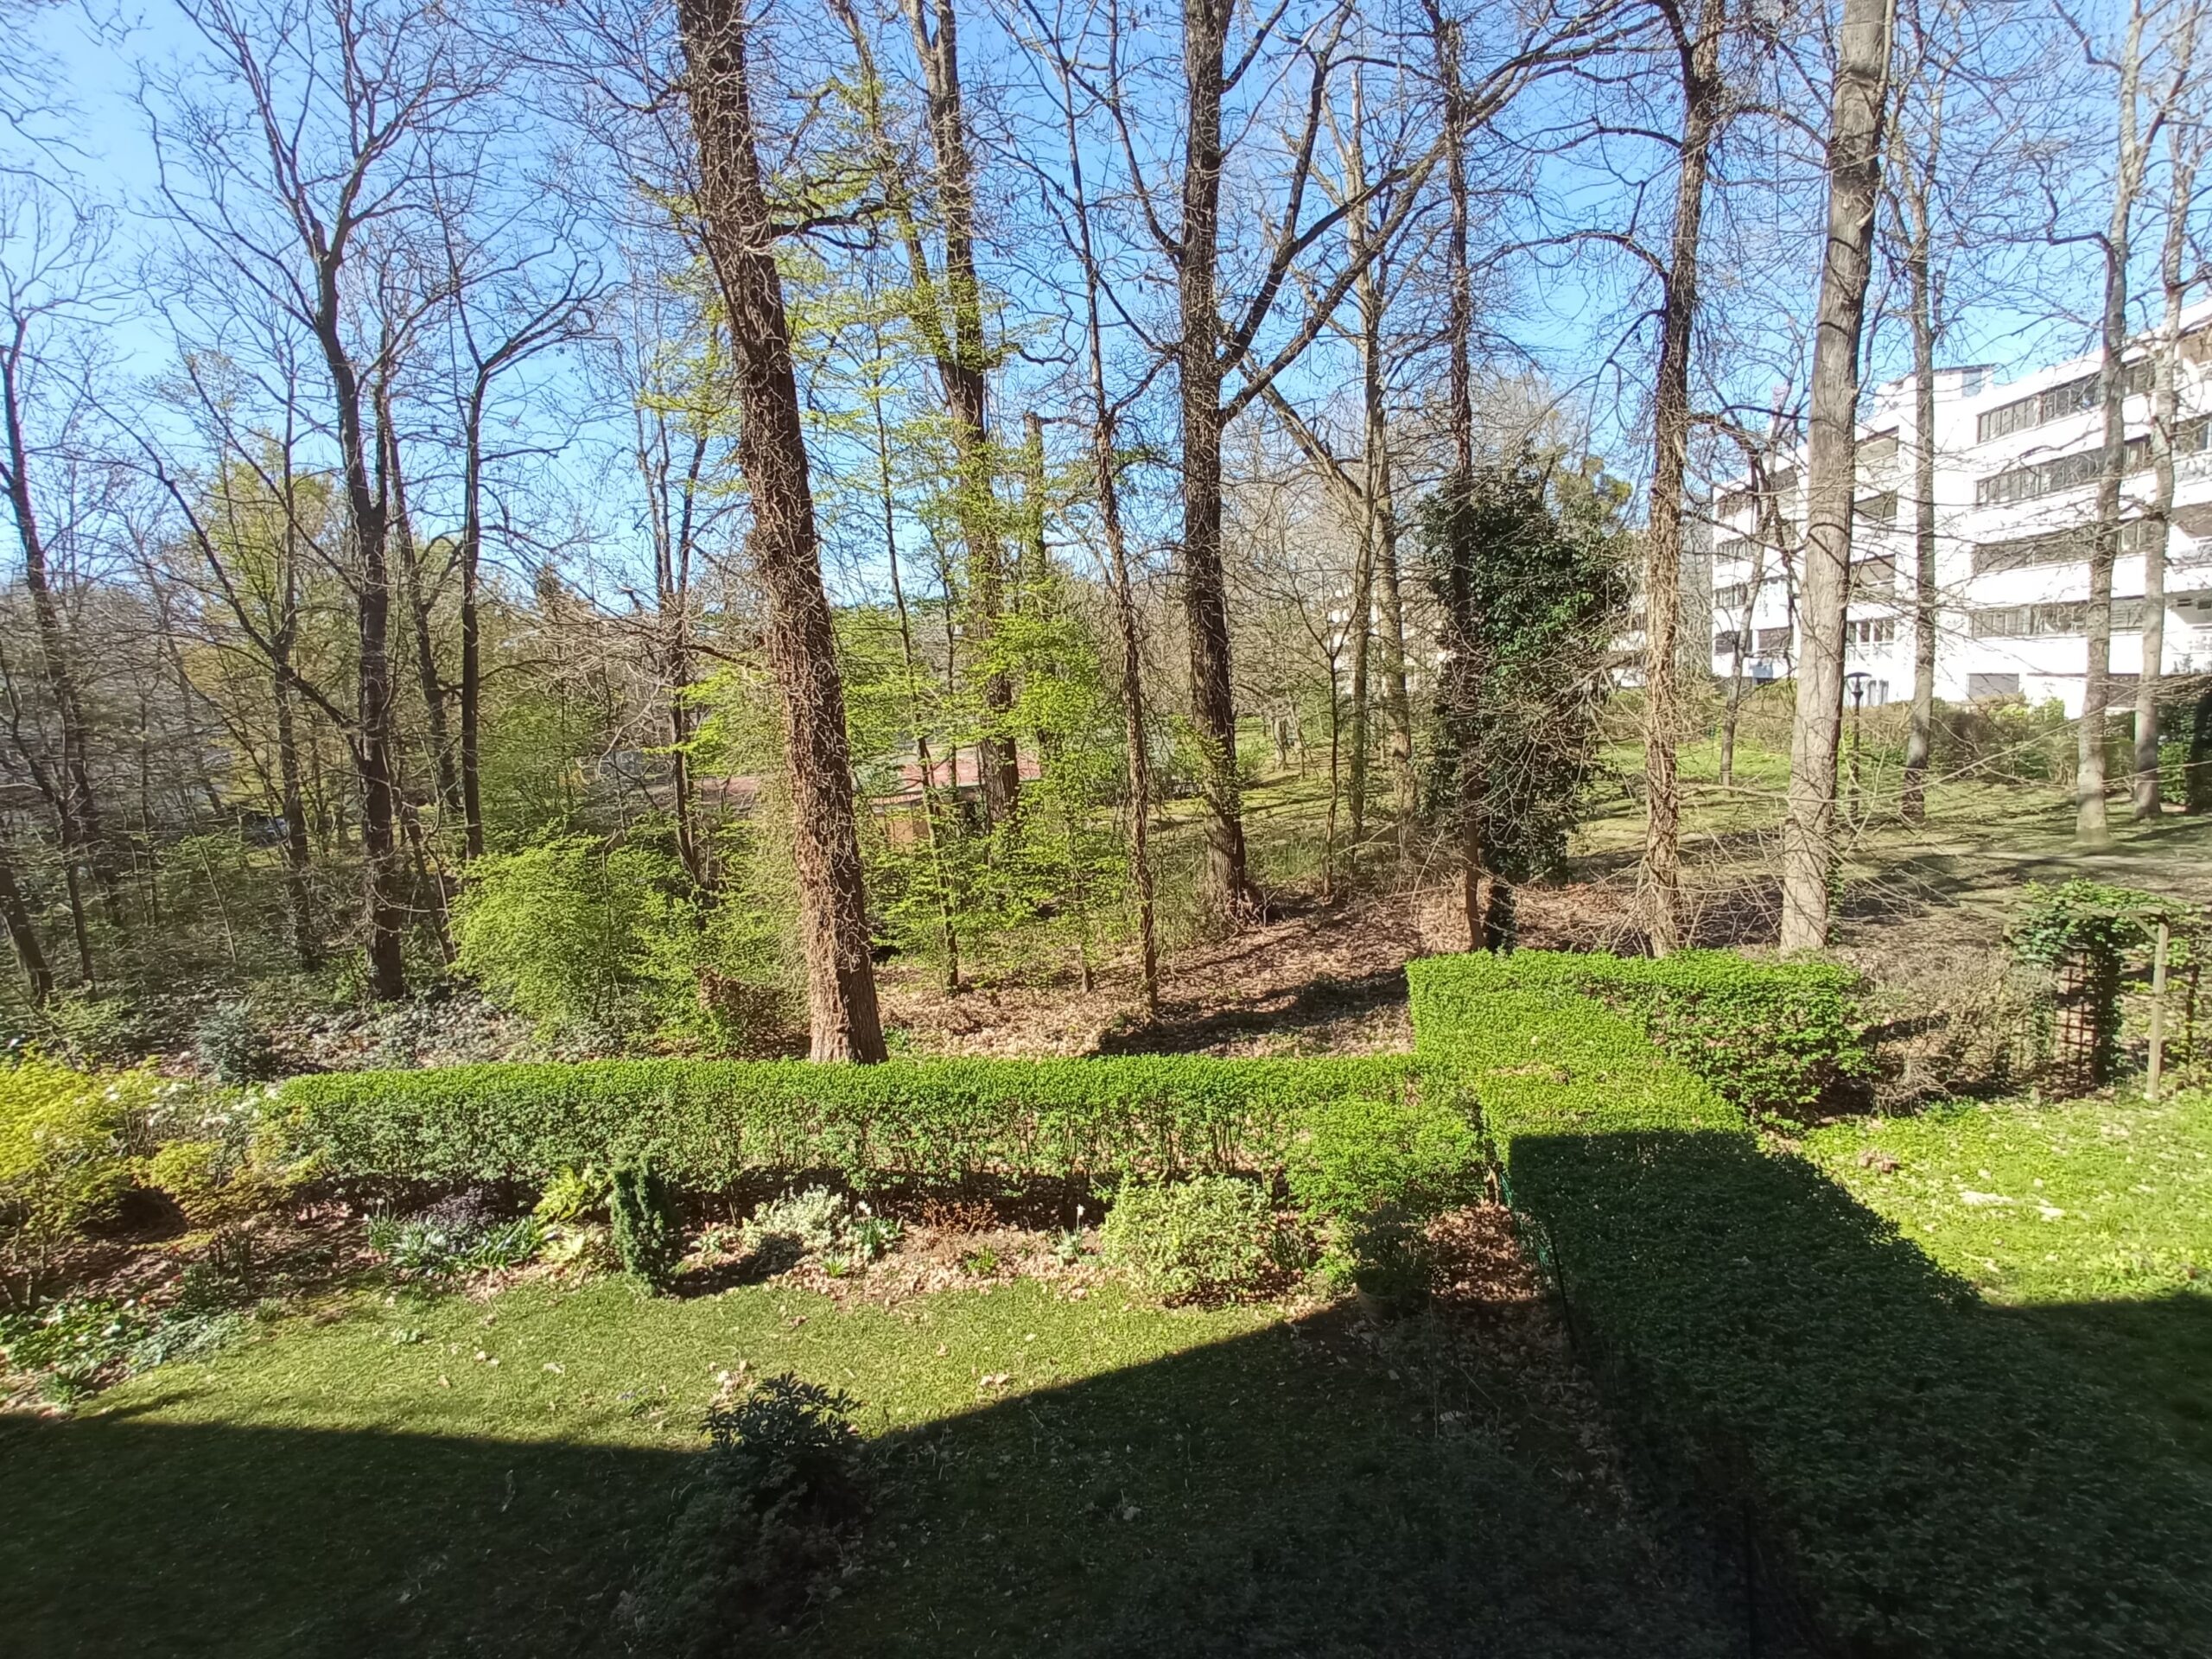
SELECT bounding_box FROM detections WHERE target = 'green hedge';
[1413,948,1868,1121]
[276,1055,1416,1192]
[1412,950,2212,1656]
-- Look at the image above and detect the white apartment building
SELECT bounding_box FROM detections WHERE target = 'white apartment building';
[1707,302,2212,715]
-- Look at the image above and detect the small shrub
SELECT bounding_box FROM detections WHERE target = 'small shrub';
[192,1002,277,1084]
[958,1245,1001,1277]
[844,1212,900,1264]
[1099,1175,1272,1304]
[610,1160,681,1287]
[0,1295,154,1402]
[1287,1094,1478,1224]
[367,1189,542,1277]
[742,1187,849,1262]
[1342,1205,1433,1319]
[627,1373,862,1656]
[533,1164,613,1225]
[144,1139,298,1230]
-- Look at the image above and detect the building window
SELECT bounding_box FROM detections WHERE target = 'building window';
[1769,467,1800,494]
[1755,626,1792,654]
[1713,537,1758,563]
[1847,617,1896,647]
[1973,518,2175,573]
[1967,672,2022,699]
[1854,491,1898,524]
[1969,598,2146,638]
[1713,630,1743,657]
[1857,430,1899,467]
[1852,556,1897,596]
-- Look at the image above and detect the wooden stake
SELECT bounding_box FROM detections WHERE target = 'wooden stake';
[2148,918,2171,1102]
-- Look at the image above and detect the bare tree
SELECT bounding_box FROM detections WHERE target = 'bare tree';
[1779,0,1894,951]
[1634,0,1730,956]
[0,189,120,972]
[674,0,887,1061]
[2135,2,2203,819]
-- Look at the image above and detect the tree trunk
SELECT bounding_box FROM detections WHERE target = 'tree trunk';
[2,332,113,927]
[2138,60,2199,818]
[459,385,488,861]
[1901,247,1939,824]
[1779,0,1892,950]
[905,0,1018,826]
[677,0,886,1061]
[383,399,460,824]
[1346,503,1375,857]
[0,838,50,1005]
[2083,5,2156,846]
[1429,6,1484,947]
[1640,0,1726,956]
[1178,0,1255,921]
[272,668,318,969]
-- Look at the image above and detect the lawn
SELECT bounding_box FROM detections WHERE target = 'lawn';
[1804,1086,2212,1466]
[0,1262,1736,1657]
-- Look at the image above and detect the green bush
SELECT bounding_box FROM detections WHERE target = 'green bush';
[1098,1175,1272,1303]
[453,836,687,1045]
[609,1160,681,1288]
[1,1061,162,1306]
[1287,1094,1479,1223]
[628,1372,862,1655]
[275,1055,1413,1195]
[1410,950,2212,1656]
[192,1001,277,1084]
[1412,948,1867,1122]
[1340,1204,1432,1318]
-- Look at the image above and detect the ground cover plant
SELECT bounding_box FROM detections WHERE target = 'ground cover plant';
[1806,1088,2212,1466]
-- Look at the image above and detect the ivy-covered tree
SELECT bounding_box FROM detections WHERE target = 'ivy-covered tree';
[1423,449,1630,944]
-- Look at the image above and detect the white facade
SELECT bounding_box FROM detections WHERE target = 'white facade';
[1707,303,2212,716]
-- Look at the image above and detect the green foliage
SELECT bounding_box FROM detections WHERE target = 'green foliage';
[609,1160,680,1288]
[276,1054,1412,1194]
[1411,950,2212,1656]
[1341,1204,1433,1318]
[453,836,684,1045]
[1099,1175,1273,1304]
[193,1002,278,1084]
[743,1185,850,1262]
[532,1164,613,1225]
[0,1061,162,1304]
[2006,880,2196,1084]
[1422,449,1632,883]
[627,1372,862,1656]
[365,1192,543,1278]
[1413,949,1868,1122]
[1287,1093,1479,1224]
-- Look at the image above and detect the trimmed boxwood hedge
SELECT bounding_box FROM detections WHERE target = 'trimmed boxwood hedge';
[1421,947,1869,1120]
[1412,950,2212,1656]
[276,1055,1417,1192]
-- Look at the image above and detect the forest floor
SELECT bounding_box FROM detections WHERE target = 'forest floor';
[875,747,2212,1077]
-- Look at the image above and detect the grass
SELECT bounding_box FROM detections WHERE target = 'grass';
[1804,1086,2212,1466]
[0,1267,1734,1657]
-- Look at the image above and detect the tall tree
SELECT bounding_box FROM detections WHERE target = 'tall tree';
[1637,0,1728,956]
[1778,0,1894,950]
[2077,0,2163,845]
[674,0,887,1061]
[902,0,1020,825]
[2135,3,2203,819]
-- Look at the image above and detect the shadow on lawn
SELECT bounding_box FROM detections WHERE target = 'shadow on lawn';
[2,1297,1745,1659]
[1506,1128,2212,1656]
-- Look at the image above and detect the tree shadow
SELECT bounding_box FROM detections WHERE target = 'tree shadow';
[0,1413,692,1658]
[1090,968,1411,1057]
[1503,1128,2212,1656]
[3,1294,1744,1659]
